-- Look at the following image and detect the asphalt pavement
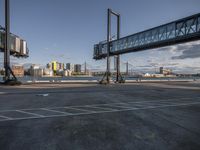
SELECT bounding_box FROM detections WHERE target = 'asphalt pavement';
[0,82,200,150]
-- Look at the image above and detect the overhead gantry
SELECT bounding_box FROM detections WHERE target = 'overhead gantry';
[0,28,29,58]
[1,0,29,85]
[93,10,200,84]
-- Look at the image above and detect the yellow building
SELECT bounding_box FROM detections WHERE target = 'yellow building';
[52,61,57,71]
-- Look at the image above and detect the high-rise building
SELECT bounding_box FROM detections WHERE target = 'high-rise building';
[74,64,81,73]
[160,67,172,75]
[43,68,53,76]
[12,65,24,77]
[51,61,57,71]
[48,61,64,76]
[58,63,64,70]
[160,67,163,74]
[46,63,52,70]
[163,69,172,75]
[51,61,64,71]
[29,65,43,77]
[66,63,74,71]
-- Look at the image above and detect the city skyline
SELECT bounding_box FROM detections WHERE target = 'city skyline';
[0,0,200,73]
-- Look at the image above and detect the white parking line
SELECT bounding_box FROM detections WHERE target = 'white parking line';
[0,97,199,113]
[85,105,119,111]
[0,92,7,95]
[128,98,200,105]
[65,106,96,113]
[40,108,73,115]
[102,103,133,109]
[0,97,199,123]
[16,110,45,117]
[0,115,12,120]
[0,101,199,122]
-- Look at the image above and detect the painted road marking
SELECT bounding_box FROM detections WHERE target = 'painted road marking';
[85,105,118,111]
[0,96,199,113]
[70,105,113,112]
[0,115,12,120]
[40,108,72,115]
[16,110,45,117]
[92,104,130,110]
[65,106,96,113]
[102,103,134,109]
[0,92,7,95]
[0,101,199,122]
[0,97,199,114]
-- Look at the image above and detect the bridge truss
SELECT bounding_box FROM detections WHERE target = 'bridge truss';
[94,13,200,59]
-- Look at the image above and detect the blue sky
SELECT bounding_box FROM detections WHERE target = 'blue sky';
[0,0,200,73]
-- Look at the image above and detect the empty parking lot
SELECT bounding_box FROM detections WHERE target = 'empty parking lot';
[0,82,200,150]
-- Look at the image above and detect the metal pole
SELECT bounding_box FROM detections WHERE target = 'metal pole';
[106,9,111,83]
[4,0,10,81]
[126,62,129,76]
[84,61,87,74]
[116,14,120,82]
[116,55,120,81]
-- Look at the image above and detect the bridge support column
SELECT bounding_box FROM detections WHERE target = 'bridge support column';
[116,55,120,82]
[4,0,11,81]
[115,12,124,83]
[2,0,20,85]
[100,9,111,84]
[100,8,124,84]
[115,55,124,83]
[106,8,111,84]
[126,61,129,76]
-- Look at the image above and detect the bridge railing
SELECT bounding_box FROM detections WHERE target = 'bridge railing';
[94,13,200,60]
